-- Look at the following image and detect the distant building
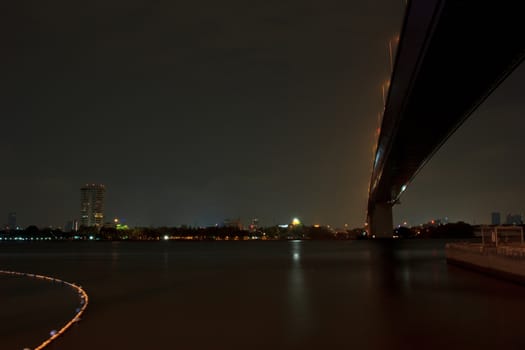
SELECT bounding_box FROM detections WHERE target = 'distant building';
[223,218,243,230]
[80,184,106,227]
[64,219,79,232]
[505,213,523,225]
[7,212,17,230]
[491,212,501,226]
[249,218,259,232]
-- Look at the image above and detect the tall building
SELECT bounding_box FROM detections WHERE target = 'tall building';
[80,184,106,227]
[7,212,17,230]
[491,212,501,225]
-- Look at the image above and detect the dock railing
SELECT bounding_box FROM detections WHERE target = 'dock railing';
[480,225,523,247]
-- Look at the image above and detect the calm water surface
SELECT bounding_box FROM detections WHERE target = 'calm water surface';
[1,240,524,350]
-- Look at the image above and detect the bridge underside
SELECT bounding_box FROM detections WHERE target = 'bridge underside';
[368,0,525,236]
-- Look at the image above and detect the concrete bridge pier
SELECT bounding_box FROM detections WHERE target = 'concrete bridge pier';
[368,203,393,238]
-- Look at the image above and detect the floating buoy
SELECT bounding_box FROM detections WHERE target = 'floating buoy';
[1,270,89,350]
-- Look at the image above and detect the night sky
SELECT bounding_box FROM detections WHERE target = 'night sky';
[2,1,523,229]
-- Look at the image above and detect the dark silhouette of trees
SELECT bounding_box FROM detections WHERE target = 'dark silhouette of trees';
[419,222,474,238]
[394,226,415,238]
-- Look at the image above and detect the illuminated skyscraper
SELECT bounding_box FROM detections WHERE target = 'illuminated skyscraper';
[80,184,106,227]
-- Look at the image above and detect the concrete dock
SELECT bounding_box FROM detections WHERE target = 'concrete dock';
[446,243,525,284]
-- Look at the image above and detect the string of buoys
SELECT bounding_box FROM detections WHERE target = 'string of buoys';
[0,270,88,350]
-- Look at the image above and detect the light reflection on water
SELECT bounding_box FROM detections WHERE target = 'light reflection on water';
[287,240,313,346]
[1,240,524,350]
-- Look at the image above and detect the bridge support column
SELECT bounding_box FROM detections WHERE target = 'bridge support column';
[369,203,393,238]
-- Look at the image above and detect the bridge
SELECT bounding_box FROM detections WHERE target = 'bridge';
[367,0,525,237]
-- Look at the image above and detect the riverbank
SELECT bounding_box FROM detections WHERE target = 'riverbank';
[445,242,525,284]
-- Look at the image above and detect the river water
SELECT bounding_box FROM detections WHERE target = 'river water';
[0,240,524,350]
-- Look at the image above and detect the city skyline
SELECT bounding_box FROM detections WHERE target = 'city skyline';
[4,192,524,230]
[2,0,524,229]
